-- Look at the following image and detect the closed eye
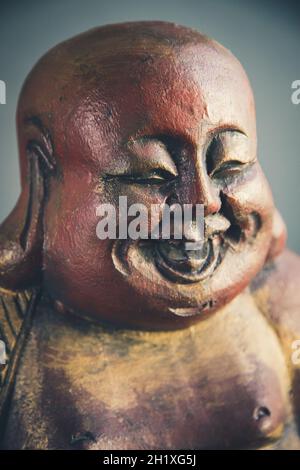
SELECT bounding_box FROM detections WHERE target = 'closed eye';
[104,168,177,185]
[211,160,248,179]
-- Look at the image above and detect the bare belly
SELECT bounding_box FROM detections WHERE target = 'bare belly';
[2,290,299,449]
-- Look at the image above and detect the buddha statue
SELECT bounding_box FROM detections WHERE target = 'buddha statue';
[0,21,299,450]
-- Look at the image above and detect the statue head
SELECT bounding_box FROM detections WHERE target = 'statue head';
[0,21,286,329]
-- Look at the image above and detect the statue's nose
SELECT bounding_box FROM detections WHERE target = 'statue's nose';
[202,181,221,216]
[171,163,223,246]
[176,165,222,217]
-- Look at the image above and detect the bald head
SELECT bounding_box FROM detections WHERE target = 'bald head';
[16,22,254,182]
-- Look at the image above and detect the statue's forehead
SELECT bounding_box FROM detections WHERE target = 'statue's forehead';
[71,44,256,145]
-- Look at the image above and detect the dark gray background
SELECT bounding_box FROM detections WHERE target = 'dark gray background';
[0,0,299,252]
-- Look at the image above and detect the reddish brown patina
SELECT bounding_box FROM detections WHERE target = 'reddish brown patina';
[0,22,299,450]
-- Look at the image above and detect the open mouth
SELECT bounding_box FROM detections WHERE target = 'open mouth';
[154,236,223,284]
[112,235,224,284]
[111,211,261,285]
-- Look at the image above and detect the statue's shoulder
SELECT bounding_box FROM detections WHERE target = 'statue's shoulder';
[251,249,300,336]
[0,289,37,430]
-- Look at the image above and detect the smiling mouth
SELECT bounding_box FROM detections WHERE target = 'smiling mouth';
[153,236,223,284]
[112,235,225,284]
[112,211,261,285]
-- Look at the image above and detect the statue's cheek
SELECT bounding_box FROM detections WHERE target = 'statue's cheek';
[218,164,274,237]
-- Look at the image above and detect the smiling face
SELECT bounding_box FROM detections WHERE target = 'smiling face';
[17,23,274,329]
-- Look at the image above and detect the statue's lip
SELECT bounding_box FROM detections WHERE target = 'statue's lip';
[154,237,221,284]
[111,234,224,284]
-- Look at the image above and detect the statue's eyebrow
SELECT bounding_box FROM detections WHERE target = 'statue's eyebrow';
[207,126,248,140]
[203,126,248,160]
[126,133,190,166]
[126,134,181,166]
[127,134,177,149]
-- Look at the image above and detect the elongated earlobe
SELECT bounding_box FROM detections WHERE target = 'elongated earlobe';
[0,115,56,292]
[266,208,287,262]
[0,148,49,292]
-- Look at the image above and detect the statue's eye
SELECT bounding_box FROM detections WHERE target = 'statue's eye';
[211,160,247,179]
[206,130,254,181]
[105,168,176,185]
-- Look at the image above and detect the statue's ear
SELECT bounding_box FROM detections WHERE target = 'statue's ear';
[266,208,287,263]
[0,119,55,292]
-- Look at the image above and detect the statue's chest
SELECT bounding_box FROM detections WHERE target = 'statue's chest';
[4,295,292,449]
